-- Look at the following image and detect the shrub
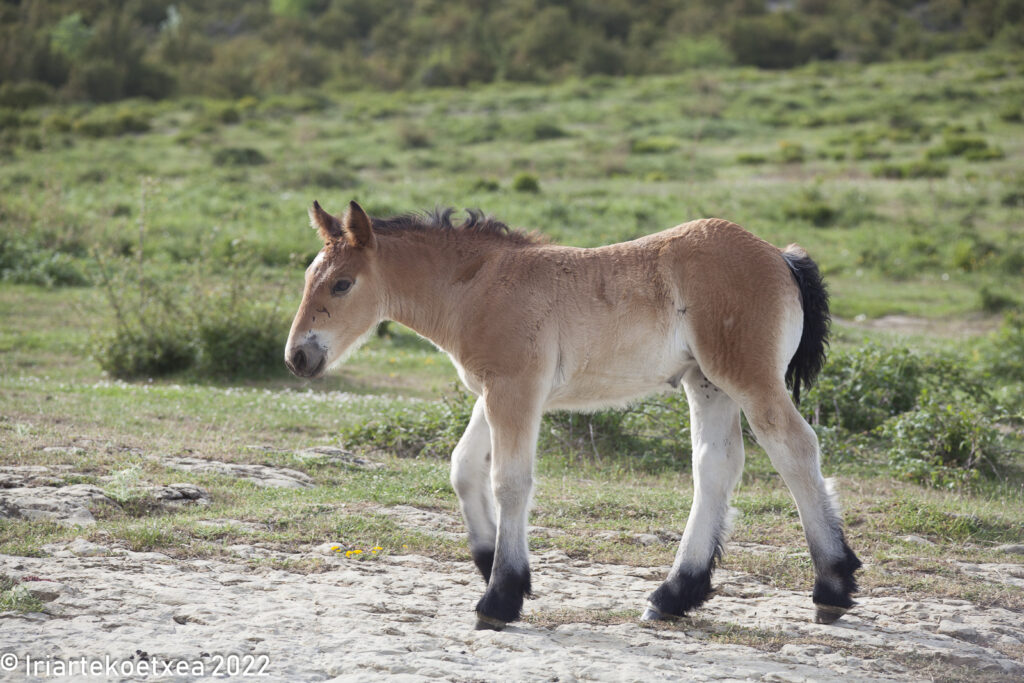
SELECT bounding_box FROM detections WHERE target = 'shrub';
[777,141,806,163]
[803,344,985,433]
[998,105,1022,123]
[979,312,1024,382]
[0,238,90,288]
[73,110,151,137]
[881,397,1001,489]
[339,387,475,458]
[93,242,292,380]
[0,81,54,109]
[630,137,678,154]
[398,124,432,150]
[512,172,541,193]
[871,160,949,179]
[212,147,268,166]
[195,305,291,378]
[527,121,569,141]
[979,286,1019,313]
[736,153,767,165]
[783,187,837,227]
[926,135,1002,161]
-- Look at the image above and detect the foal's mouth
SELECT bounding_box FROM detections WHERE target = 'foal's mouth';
[285,344,328,379]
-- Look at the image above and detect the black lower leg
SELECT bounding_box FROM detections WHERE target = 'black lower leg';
[471,547,494,584]
[647,564,715,618]
[475,564,531,625]
[811,537,862,623]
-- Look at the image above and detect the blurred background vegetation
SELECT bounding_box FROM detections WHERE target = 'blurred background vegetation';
[0,1,1022,493]
[2,0,1024,103]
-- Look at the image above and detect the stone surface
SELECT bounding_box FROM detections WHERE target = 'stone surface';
[160,456,313,488]
[0,484,116,526]
[996,544,1024,555]
[294,446,384,469]
[1,536,1021,682]
[142,483,211,508]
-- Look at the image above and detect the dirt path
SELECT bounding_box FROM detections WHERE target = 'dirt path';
[2,532,1022,682]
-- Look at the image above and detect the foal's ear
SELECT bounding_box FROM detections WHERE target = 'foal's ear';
[309,200,344,243]
[342,200,376,250]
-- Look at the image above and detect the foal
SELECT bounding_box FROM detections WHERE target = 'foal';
[285,200,861,630]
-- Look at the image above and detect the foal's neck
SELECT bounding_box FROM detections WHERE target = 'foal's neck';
[377,232,498,353]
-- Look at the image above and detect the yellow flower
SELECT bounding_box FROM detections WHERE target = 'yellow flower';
[331,545,341,552]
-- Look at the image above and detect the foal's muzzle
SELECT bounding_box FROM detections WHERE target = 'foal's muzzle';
[286,341,327,378]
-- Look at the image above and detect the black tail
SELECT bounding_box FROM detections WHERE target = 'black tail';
[781,245,830,405]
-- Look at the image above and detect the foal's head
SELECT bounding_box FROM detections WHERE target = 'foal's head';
[285,200,382,378]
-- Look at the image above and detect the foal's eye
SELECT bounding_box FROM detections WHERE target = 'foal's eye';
[331,279,352,295]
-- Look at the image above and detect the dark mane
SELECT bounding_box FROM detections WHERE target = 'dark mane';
[370,208,538,245]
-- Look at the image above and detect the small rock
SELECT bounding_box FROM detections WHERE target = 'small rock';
[937,619,984,644]
[900,534,935,546]
[21,580,69,602]
[295,446,383,469]
[995,544,1024,555]
[41,446,85,456]
[161,457,313,489]
[143,483,211,508]
[66,538,115,557]
[634,533,661,546]
[0,484,117,526]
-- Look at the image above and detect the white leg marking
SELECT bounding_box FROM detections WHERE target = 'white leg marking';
[669,367,745,577]
[450,398,496,552]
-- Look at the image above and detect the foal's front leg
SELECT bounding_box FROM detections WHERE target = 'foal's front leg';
[473,388,542,630]
[450,397,497,581]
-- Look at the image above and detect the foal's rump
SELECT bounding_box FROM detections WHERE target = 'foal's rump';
[656,218,812,398]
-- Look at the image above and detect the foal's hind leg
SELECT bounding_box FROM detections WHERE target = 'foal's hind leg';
[743,391,861,623]
[450,397,498,582]
[644,366,744,621]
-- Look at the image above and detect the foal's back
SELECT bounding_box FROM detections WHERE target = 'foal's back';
[470,218,802,411]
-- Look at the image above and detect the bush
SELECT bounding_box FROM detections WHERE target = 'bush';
[212,147,268,166]
[881,397,1001,489]
[783,187,837,227]
[630,137,679,154]
[777,141,806,163]
[73,109,151,137]
[527,121,569,141]
[979,312,1024,382]
[803,344,985,433]
[871,160,949,179]
[979,286,1019,313]
[0,238,90,288]
[93,243,292,380]
[0,81,54,109]
[926,135,1002,161]
[512,172,541,193]
[398,124,432,150]
[339,387,475,458]
[736,153,767,165]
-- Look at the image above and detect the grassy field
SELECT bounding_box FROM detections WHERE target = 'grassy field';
[1,49,1022,628]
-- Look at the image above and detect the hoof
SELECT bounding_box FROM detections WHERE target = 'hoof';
[640,604,680,622]
[475,613,507,631]
[814,602,853,625]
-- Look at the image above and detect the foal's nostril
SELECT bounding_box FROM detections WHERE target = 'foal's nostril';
[293,349,307,373]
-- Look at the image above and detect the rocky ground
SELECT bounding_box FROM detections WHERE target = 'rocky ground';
[2,462,1023,682]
